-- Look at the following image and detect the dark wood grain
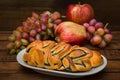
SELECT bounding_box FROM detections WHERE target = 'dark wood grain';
[0,0,120,31]
[0,61,120,80]
[0,72,119,80]
[0,61,119,73]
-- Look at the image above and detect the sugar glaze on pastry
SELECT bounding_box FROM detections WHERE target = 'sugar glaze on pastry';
[23,40,103,72]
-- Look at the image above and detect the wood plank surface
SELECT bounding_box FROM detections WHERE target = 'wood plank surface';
[0,61,120,80]
[0,0,120,31]
[0,31,120,80]
[0,61,119,73]
[0,73,119,80]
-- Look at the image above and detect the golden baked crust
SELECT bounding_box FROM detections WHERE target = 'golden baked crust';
[23,40,103,72]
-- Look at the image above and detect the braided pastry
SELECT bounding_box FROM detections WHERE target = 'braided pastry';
[23,40,103,72]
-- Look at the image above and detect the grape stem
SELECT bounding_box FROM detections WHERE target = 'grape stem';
[78,2,81,5]
[104,23,109,29]
[61,16,66,18]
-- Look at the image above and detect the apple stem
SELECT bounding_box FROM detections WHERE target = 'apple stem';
[104,23,109,29]
[78,2,81,5]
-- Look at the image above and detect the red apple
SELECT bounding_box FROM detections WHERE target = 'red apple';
[66,3,94,24]
[55,21,87,45]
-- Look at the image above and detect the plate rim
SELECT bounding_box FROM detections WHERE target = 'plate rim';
[17,49,107,78]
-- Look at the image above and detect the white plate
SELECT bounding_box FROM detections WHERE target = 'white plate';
[17,49,107,78]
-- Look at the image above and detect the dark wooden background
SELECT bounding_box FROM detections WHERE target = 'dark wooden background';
[0,0,120,31]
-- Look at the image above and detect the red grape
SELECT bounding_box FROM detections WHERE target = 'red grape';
[36,27,42,32]
[30,29,36,37]
[41,14,49,24]
[103,34,113,43]
[51,14,58,20]
[53,11,61,19]
[54,19,62,24]
[87,26,95,34]
[41,24,47,31]
[83,18,112,48]
[91,35,102,45]
[27,17,34,24]
[16,26,23,32]
[86,32,92,40]
[104,28,110,34]
[23,26,30,32]
[7,11,63,54]
[53,24,57,30]
[15,34,22,40]
[35,20,40,27]
[29,37,35,42]
[98,40,107,48]
[83,23,89,29]
[35,34,41,40]
[95,22,104,29]
[89,18,96,26]
[22,32,29,39]
[32,12,39,19]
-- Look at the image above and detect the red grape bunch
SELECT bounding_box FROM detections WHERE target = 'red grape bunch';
[7,11,63,54]
[83,18,113,48]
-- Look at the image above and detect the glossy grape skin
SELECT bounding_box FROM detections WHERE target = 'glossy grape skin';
[97,28,105,36]
[103,34,113,43]
[41,24,47,31]
[98,40,107,48]
[104,28,110,34]
[7,11,63,54]
[95,22,104,29]
[91,35,102,45]
[83,18,113,48]
[83,23,89,29]
[30,30,36,37]
[87,26,95,34]
[89,18,96,26]
[22,32,29,39]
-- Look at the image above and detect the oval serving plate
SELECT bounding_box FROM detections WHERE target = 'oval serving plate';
[17,49,107,78]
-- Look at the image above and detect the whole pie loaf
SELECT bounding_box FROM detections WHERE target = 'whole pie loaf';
[23,40,103,72]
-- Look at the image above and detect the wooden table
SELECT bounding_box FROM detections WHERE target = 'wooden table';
[0,31,120,80]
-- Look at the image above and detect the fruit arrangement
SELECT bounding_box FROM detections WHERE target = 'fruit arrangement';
[83,19,113,48]
[7,11,63,54]
[6,2,113,54]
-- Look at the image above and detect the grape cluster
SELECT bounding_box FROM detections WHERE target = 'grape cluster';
[83,19,113,48]
[7,11,63,54]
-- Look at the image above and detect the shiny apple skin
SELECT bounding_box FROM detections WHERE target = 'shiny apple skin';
[66,3,94,24]
[55,21,87,45]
